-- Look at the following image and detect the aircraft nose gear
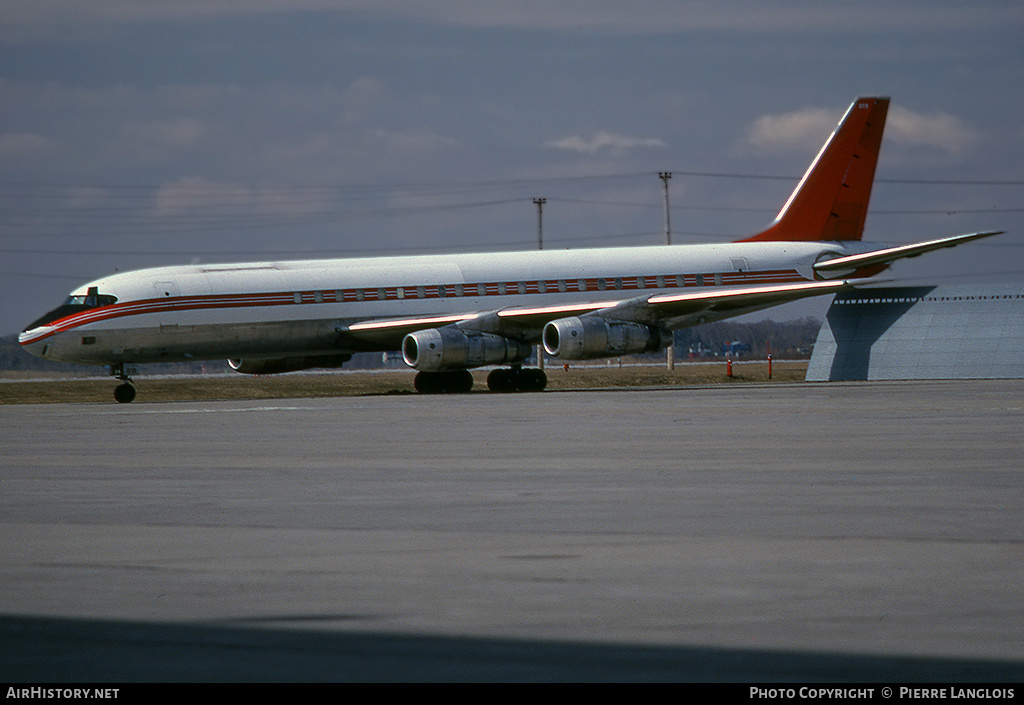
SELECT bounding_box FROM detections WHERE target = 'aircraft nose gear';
[110,363,137,403]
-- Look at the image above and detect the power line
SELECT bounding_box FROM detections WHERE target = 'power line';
[1,170,1020,196]
[3,195,1018,235]
[0,227,671,258]
[1,171,1019,247]
[0,197,533,237]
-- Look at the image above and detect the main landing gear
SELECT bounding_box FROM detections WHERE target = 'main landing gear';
[110,363,136,404]
[413,369,475,394]
[412,366,548,394]
[486,365,547,393]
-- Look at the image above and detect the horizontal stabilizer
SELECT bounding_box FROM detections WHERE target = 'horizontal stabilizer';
[813,231,1004,275]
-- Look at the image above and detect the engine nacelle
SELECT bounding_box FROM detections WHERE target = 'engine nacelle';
[402,328,530,371]
[228,353,351,375]
[543,316,667,360]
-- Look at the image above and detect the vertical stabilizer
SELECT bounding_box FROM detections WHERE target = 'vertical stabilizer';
[740,97,888,242]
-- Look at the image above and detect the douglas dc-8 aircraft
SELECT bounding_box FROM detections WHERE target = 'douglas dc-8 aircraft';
[20,97,1001,401]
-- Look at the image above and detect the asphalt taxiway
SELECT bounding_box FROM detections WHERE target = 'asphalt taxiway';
[2,380,1022,681]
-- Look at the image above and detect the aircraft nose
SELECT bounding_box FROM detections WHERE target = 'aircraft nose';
[18,327,52,358]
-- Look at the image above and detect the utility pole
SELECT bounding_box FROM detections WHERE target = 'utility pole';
[658,173,675,369]
[533,198,546,250]
[658,172,672,245]
[534,198,547,369]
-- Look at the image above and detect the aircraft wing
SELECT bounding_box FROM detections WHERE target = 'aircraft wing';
[345,313,481,346]
[342,278,858,347]
[563,278,858,328]
[343,301,617,347]
[813,231,1003,275]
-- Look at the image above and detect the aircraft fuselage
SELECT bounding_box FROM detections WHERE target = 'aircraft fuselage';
[19,240,862,367]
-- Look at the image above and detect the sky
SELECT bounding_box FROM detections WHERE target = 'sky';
[2,1,1023,335]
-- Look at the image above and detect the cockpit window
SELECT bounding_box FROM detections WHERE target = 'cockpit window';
[63,293,118,308]
[23,287,118,331]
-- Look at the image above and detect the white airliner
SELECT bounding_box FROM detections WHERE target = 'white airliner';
[20,97,1000,402]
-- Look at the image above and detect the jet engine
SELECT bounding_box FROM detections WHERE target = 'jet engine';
[543,316,667,360]
[228,353,351,375]
[402,328,530,371]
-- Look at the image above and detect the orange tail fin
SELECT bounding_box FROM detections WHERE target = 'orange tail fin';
[740,97,889,243]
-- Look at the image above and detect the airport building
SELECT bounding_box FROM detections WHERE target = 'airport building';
[806,284,1024,381]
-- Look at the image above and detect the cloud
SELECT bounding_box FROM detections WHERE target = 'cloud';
[545,131,667,155]
[154,176,252,216]
[744,107,840,154]
[114,118,210,162]
[153,176,333,219]
[66,186,111,208]
[744,103,980,158]
[265,134,340,162]
[0,132,58,158]
[340,76,391,124]
[374,129,460,154]
[886,106,979,157]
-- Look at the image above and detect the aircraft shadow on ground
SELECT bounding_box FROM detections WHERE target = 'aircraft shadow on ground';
[1,614,1022,682]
